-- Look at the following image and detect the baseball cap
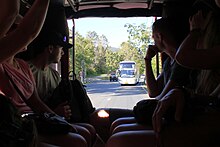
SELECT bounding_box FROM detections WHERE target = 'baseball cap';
[32,30,72,49]
[45,31,72,49]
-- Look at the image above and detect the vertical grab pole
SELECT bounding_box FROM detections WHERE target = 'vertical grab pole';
[154,17,160,77]
[72,19,75,75]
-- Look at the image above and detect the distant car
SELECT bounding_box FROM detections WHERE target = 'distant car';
[110,73,118,82]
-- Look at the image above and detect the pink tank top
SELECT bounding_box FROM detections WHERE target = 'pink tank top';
[0,58,35,113]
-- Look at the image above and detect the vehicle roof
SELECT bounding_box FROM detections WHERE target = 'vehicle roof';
[20,0,209,19]
[19,0,216,45]
[64,0,196,18]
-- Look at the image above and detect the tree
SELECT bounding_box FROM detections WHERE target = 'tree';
[86,31,109,74]
[124,23,159,77]
[105,49,122,73]
[72,21,159,78]
[75,31,96,76]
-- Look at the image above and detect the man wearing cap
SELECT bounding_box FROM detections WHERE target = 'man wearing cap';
[28,30,72,116]
[27,30,97,147]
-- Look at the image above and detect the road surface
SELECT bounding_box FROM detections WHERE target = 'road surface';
[85,79,150,109]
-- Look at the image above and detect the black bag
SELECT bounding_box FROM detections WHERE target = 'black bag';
[0,94,38,147]
[133,99,158,125]
[70,79,95,122]
[23,112,74,134]
[48,78,95,123]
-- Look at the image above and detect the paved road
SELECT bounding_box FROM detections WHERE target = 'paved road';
[85,78,150,109]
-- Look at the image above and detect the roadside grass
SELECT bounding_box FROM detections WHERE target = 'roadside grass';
[99,74,109,80]
[84,74,109,83]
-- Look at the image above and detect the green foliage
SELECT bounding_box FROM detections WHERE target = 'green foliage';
[123,23,155,75]
[70,21,160,77]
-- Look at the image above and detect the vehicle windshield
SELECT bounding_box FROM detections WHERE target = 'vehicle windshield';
[119,63,135,69]
[120,70,135,77]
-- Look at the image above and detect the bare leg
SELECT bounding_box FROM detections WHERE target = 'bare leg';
[110,117,136,134]
[106,130,156,147]
[72,124,92,147]
[39,132,87,147]
[39,142,59,147]
[112,123,153,134]
[75,123,97,145]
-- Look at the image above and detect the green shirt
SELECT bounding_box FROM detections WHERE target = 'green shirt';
[29,63,61,103]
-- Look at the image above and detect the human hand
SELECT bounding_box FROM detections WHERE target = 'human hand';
[189,10,212,31]
[152,89,185,133]
[54,101,72,120]
[145,45,159,60]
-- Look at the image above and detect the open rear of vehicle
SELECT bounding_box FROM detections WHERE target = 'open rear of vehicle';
[19,0,212,145]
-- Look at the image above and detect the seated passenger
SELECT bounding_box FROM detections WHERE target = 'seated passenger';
[21,18,134,145]
[0,0,87,146]
[27,29,97,147]
[153,2,220,147]
[110,17,194,135]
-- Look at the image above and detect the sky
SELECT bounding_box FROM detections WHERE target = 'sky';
[68,17,155,48]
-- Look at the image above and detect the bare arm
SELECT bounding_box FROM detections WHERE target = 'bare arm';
[155,80,177,100]
[176,32,220,69]
[25,59,54,114]
[26,87,54,114]
[145,45,164,97]
[145,59,164,97]
[0,0,50,63]
[0,0,19,38]
[176,11,220,69]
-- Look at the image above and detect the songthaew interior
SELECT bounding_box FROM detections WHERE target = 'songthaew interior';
[19,0,219,146]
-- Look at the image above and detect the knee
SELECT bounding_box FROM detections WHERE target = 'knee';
[68,133,88,147]
[110,117,136,134]
[75,123,96,137]
[39,133,87,147]
[106,130,156,147]
[112,123,152,134]
[74,125,92,146]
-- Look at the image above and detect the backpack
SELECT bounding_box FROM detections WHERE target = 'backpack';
[48,78,95,123]
[133,99,158,125]
[133,99,176,125]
